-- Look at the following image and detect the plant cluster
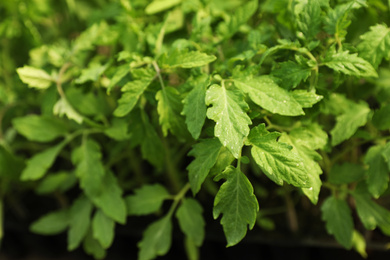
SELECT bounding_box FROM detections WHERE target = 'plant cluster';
[1,0,390,259]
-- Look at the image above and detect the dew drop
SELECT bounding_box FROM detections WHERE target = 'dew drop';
[308,187,313,191]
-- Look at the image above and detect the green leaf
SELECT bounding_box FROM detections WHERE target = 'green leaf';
[246,124,310,188]
[182,75,209,139]
[139,110,165,168]
[114,76,154,117]
[352,183,390,233]
[145,0,182,14]
[330,100,370,146]
[324,2,362,40]
[209,146,235,177]
[187,138,223,194]
[217,0,258,39]
[357,24,390,68]
[184,237,200,260]
[30,210,70,235]
[104,118,130,141]
[16,66,54,89]
[36,171,77,194]
[322,51,378,78]
[205,84,251,158]
[364,145,389,198]
[288,123,328,151]
[213,166,259,247]
[73,21,117,53]
[383,142,390,170]
[0,147,24,179]
[21,141,66,181]
[0,199,2,242]
[321,196,353,249]
[73,141,126,224]
[156,87,190,140]
[175,198,205,246]
[91,172,127,224]
[73,139,106,197]
[291,90,323,108]
[372,104,390,130]
[125,184,171,216]
[75,62,108,84]
[12,115,68,142]
[66,87,108,116]
[83,228,106,260]
[92,210,115,249]
[162,49,216,69]
[68,196,93,251]
[295,0,322,40]
[259,40,302,66]
[53,97,84,124]
[279,126,326,204]
[328,163,365,185]
[107,64,130,93]
[138,216,173,260]
[352,230,367,258]
[234,76,304,116]
[271,61,312,89]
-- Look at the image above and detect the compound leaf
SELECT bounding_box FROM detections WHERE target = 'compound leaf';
[321,196,353,249]
[206,84,251,158]
[187,138,223,194]
[176,198,205,246]
[125,184,171,216]
[138,216,173,260]
[234,76,304,116]
[246,124,310,188]
[213,166,259,247]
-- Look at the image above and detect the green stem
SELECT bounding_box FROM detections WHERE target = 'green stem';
[161,137,182,193]
[264,116,287,132]
[167,183,191,218]
[152,61,166,90]
[0,197,3,245]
